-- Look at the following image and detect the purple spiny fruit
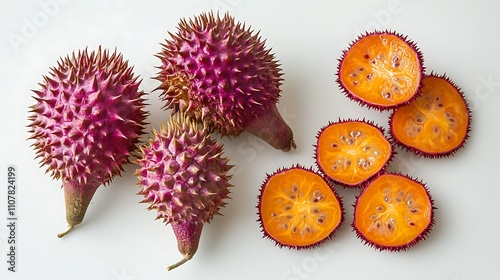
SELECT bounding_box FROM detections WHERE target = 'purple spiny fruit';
[28,47,148,237]
[135,112,233,270]
[156,11,295,151]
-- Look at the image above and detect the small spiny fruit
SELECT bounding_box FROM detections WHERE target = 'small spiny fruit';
[257,165,344,249]
[27,47,147,237]
[135,113,233,271]
[337,30,424,110]
[353,173,435,251]
[155,11,295,151]
[315,119,394,188]
[389,73,471,157]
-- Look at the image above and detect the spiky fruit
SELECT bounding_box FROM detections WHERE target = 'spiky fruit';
[389,73,471,157]
[337,30,424,110]
[353,173,435,251]
[135,113,233,271]
[155,11,295,151]
[257,165,344,249]
[27,47,147,237]
[315,119,393,188]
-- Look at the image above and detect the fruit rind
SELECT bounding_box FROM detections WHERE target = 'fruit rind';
[28,47,148,184]
[389,72,471,158]
[336,30,425,110]
[27,47,148,237]
[314,118,395,188]
[352,173,436,251]
[257,165,344,249]
[135,112,233,270]
[155,11,295,152]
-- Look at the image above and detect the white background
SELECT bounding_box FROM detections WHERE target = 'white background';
[2,0,500,279]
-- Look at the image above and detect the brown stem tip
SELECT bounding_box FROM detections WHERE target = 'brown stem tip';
[245,103,296,152]
[57,179,99,238]
[168,221,204,271]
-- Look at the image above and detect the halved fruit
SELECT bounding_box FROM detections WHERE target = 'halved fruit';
[353,173,434,251]
[390,73,471,157]
[315,119,393,187]
[337,31,424,110]
[257,165,344,249]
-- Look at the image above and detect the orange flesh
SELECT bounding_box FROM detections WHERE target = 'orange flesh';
[316,121,392,186]
[339,33,422,107]
[260,168,342,247]
[391,76,469,154]
[354,174,432,247]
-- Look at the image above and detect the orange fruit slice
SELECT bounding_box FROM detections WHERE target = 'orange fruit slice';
[315,120,393,187]
[353,173,434,251]
[337,31,424,109]
[258,166,344,248]
[390,73,471,157]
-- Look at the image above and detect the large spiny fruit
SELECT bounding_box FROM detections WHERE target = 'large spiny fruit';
[28,47,147,237]
[135,113,233,271]
[155,11,295,151]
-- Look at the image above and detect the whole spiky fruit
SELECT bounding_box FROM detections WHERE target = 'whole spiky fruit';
[155,11,295,151]
[28,47,147,237]
[135,113,233,271]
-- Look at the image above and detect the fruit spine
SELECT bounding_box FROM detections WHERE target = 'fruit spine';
[135,113,233,270]
[28,47,147,237]
[155,11,295,151]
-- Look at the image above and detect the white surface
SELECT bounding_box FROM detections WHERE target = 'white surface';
[2,0,500,279]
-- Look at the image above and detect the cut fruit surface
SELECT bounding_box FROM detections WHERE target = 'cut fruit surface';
[315,120,393,187]
[353,173,434,251]
[258,166,343,249]
[337,31,424,109]
[390,73,471,157]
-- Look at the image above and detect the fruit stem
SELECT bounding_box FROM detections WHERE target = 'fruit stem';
[167,254,193,271]
[169,221,203,271]
[57,225,74,238]
[57,179,100,238]
[245,103,296,152]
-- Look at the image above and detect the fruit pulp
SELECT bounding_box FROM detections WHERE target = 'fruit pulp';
[259,168,343,247]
